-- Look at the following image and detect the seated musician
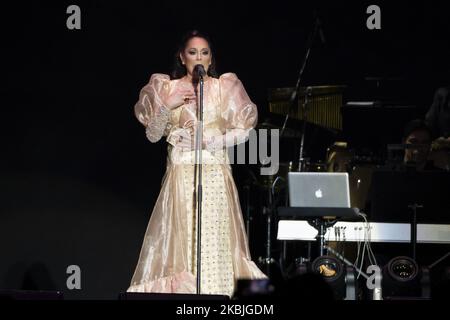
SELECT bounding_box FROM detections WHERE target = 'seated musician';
[402,119,444,171]
[363,119,450,270]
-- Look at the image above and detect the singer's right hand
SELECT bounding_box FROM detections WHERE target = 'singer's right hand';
[164,87,196,110]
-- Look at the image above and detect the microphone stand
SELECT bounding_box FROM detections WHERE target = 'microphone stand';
[194,74,204,294]
[279,16,321,172]
[298,87,312,171]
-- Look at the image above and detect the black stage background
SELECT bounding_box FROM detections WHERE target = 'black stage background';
[1,1,449,299]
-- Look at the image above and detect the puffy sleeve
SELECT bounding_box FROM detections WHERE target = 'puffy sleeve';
[134,73,172,143]
[205,73,258,151]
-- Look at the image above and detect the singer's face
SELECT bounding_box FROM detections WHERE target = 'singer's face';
[180,37,212,76]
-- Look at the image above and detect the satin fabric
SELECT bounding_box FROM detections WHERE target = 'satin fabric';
[128,73,267,296]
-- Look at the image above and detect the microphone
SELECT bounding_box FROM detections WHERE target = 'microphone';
[193,64,206,78]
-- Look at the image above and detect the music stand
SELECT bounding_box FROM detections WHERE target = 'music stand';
[278,207,360,257]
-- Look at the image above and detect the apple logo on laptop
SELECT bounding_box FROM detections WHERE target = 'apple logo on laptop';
[315,189,323,198]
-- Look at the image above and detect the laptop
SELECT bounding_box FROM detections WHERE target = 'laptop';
[288,172,351,208]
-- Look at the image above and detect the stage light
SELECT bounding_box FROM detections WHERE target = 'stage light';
[312,256,343,281]
[382,256,430,300]
[387,256,418,281]
[310,255,357,300]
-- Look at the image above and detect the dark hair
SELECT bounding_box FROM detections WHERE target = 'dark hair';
[403,119,433,142]
[171,30,219,79]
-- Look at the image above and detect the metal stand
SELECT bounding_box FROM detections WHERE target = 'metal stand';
[259,177,285,276]
[298,87,312,171]
[308,218,337,256]
[259,184,275,275]
[243,184,251,242]
[428,252,450,269]
[194,75,204,294]
[280,16,322,139]
[408,203,422,262]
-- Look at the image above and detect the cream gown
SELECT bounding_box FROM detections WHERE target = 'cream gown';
[127,72,267,297]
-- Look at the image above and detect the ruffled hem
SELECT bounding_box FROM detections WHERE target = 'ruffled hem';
[126,259,266,296]
[236,257,268,280]
[127,271,196,294]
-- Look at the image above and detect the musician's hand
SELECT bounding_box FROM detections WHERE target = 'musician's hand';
[432,137,450,151]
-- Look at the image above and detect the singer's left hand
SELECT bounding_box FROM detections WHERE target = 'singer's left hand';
[176,129,195,151]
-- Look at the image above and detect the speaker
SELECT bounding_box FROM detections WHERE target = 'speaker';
[0,290,63,300]
[118,292,229,300]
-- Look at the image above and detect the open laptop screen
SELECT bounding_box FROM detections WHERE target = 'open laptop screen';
[288,172,350,208]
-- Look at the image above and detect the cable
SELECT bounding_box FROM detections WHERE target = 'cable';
[357,235,366,279]
[359,212,378,266]
[325,245,369,280]
[428,252,450,269]
[355,212,368,279]
[271,176,285,198]
[341,226,346,263]
[357,211,378,271]
[354,226,362,269]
